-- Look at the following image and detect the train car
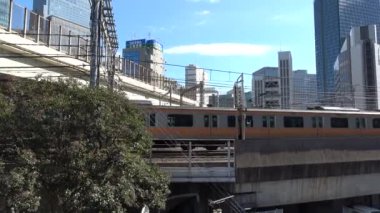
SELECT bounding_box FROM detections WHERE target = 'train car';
[141,105,380,149]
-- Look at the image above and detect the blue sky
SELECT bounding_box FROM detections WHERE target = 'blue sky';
[16,0,316,93]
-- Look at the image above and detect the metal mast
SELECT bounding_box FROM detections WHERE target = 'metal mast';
[90,0,118,89]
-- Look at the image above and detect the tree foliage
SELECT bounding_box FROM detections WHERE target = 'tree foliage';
[0,78,169,212]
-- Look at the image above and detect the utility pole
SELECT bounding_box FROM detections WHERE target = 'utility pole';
[200,80,204,107]
[90,0,101,88]
[234,74,246,140]
[180,82,204,106]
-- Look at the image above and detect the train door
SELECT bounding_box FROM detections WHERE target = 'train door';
[312,116,323,136]
[204,114,218,138]
[262,115,275,138]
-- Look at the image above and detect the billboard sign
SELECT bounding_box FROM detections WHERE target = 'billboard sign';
[126,39,146,49]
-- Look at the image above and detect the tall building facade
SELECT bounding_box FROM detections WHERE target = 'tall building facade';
[314,0,380,104]
[278,51,293,109]
[0,0,9,28]
[293,70,318,109]
[204,87,218,107]
[123,39,165,75]
[218,90,235,108]
[252,52,315,109]
[334,25,380,110]
[185,64,208,88]
[185,64,209,106]
[33,0,90,27]
[252,67,281,108]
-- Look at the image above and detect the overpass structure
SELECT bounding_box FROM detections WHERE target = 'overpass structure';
[0,1,197,106]
[156,135,380,212]
[235,136,380,211]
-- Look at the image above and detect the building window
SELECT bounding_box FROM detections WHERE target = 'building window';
[149,113,156,127]
[312,117,323,128]
[373,118,380,128]
[284,116,304,128]
[227,116,236,127]
[212,115,218,127]
[265,81,279,88]
[262,116,275,128]
[331,117,348,128]
[246,116,253,127]
[356,118,366,129]
[167,114,193,127]
[204,115,209,127]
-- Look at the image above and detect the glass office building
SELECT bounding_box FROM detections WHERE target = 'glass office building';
[0,0,10,28]
[314,0,380,104]
[33,0,90,27]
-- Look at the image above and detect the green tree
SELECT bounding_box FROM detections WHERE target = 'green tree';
[0,78,169,212]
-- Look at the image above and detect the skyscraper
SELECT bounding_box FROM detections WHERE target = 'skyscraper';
[185,64,209,105]
[0,0,9,28]
[33,0,90,27]
[334,25,380,110]
[293,70,317,109]
[123,39,165,75]
[314,0,380,104]
[278,51,293,109]
[252,67,280,108]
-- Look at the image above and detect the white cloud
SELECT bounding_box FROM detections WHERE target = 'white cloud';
[209,0,220,3]
[165,43,274,56]
[197,10,211,16]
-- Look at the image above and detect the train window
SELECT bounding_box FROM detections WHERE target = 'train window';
[284,116,304,128]
[331,117,348,128]
[269,116,275,128]
[312,117,323,128]
[373,118,380,128]
[246,116,253,127]
[167,114,193,127]
[262,116,267,127]
[212,115,218,127]
[149,113,156,127]
[228,116,236,127]
[355,118,366,129]
[263,116,275,128]
[204,115,209,127]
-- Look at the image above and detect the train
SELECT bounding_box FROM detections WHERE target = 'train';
[141,105,380,149]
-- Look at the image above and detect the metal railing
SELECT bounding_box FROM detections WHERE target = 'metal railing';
[2,1,91,61]
[116,58,196,100]
[0,1,196,101]
[150,140,235,182]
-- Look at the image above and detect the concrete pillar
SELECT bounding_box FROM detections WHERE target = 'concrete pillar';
[36,14,40,43]
[76,35,80,59]
[58,26,62,51]
[86,39,89,62]
[68,30,71,55]
[7,0,13,32]
[47,19,52,47]
[23,7,27,38]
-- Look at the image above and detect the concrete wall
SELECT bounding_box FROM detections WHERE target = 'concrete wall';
[235,136,380,208]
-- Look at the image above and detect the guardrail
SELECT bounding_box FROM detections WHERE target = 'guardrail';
[151,140,235,182]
